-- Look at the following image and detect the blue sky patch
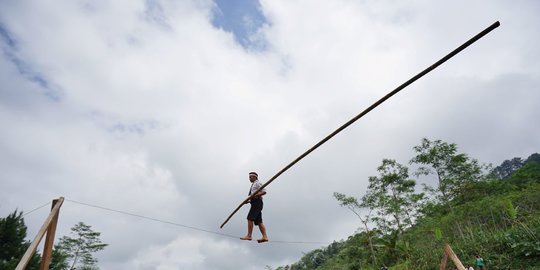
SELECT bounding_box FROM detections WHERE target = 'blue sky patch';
[0,23,61,101]
[211,0,268,50]
[0,23,17,49]
[143,0,170,29]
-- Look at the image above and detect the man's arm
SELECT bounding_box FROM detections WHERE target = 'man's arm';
[255,191,266,198]
[253,182,266,198]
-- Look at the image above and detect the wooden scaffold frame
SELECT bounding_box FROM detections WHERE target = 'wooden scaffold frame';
[440,244,466,270]
[16,197,64,270]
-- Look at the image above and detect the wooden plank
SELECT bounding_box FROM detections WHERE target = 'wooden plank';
[16,197,64,270]
[440,252,448,270]
[39,198,62,270]
[444,244,466,270]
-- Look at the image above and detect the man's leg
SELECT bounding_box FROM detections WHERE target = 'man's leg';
[257,223,268,243]
[241,220,253,240]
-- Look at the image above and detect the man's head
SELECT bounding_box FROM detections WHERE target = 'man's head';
[249,172,258,182]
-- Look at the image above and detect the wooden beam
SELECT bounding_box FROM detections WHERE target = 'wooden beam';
[440,252,448,270]
[16,197,64,270]
[39,198,62,270]
[444,244,466,270]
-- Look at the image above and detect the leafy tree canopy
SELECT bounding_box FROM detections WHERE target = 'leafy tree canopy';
[0,210,40,270]
[54,222,108,270]
[410,138,484,204]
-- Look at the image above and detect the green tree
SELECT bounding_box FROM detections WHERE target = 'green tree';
[0,210,41,270]
[54,222,107,270]
[410,138,484,205]
[525,153,540,164]
[334,192,378,266]
[491,157,524,179]
[365,159,423,263]
[49,247,70,270]
[367,159,422,234]
[507,159,540,187]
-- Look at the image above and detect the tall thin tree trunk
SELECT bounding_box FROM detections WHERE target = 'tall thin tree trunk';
[70,237,83,270]
[363,221,378,267]
[70,248,80,270]
[351,208,378,267]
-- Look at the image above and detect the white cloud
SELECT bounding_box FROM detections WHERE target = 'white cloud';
[1,0,539,269]
[128,235,207,270]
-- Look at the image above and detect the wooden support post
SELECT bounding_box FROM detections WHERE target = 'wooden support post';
[39,198,62,270]
[16,197,64,270]
[440,252,448,270]
[444,244,466,270]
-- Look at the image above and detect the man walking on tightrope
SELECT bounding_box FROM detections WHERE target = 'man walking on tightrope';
[241,172,269,243]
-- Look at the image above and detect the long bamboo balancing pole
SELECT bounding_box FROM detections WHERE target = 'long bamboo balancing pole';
[220,21,500,229]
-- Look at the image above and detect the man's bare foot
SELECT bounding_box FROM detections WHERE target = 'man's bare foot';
[240,236,252,241]
[257,238,269,243]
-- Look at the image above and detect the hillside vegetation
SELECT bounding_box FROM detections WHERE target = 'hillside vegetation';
[277,138,540,270]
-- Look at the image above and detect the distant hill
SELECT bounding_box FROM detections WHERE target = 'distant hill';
[276,141,540,270]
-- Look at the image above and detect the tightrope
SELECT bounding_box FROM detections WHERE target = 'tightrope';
[65,198,328,245]
[22,201,51,217]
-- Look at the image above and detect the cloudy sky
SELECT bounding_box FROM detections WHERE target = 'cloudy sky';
[1,0,539,269]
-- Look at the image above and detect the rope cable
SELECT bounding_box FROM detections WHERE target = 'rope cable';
[22,201,51,217]
[65,198,327,245]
